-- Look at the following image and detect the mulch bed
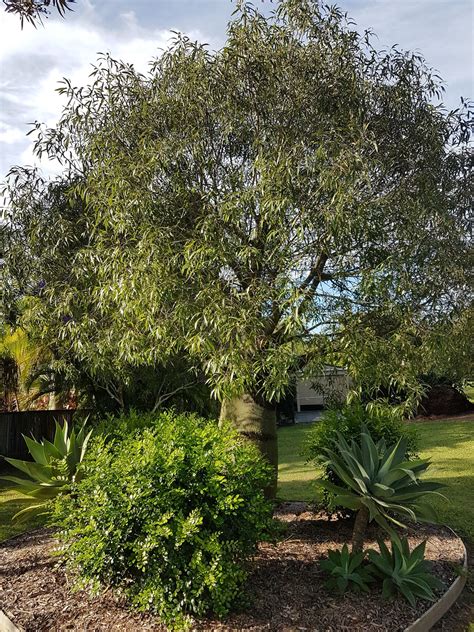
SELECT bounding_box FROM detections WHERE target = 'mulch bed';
[0,505,466,632]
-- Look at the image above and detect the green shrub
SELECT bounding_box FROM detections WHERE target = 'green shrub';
[317,427,444,551]
[320,544,374,593]
[51,411,273,628]
[306,402,418,514]
[368,537,443,606]
[1,419,91,521]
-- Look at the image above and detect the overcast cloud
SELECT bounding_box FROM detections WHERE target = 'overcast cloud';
[0,0,472,179]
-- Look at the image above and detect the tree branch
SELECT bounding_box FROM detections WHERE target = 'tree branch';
[151,381,198,412]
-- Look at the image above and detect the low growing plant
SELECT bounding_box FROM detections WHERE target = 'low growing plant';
[306,402,418,515]
[368,537,443,606]
[51,411,274,629]
[317,427,444,551]
[320,543,374,594]
[1,419,91,521]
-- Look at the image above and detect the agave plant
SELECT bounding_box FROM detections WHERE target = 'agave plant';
[320,543,375,594]
[1,419,92,521]
[368,538,443,606]
[317,427,444,551]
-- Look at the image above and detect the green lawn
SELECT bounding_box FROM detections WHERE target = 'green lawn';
[0,478,43,542]
[278,418,474,541]
[278,423,318,502]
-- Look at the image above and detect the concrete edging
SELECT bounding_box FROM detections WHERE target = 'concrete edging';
[404,527,468,632]
[0,528,468,632]
[0,609,20,632]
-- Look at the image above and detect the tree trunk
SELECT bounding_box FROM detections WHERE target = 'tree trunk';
[352,505,369,553]
[48,382,57,410]
[219,393,278,498]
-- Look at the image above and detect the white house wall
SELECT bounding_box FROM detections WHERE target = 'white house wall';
[296,371,350,411]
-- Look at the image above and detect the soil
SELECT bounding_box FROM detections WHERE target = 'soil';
[0,507,467,632]
[410,412,474,423]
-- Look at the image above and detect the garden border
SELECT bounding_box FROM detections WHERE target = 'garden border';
[0,527,468,632]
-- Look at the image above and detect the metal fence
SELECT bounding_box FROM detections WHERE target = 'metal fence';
[0,409,75,462]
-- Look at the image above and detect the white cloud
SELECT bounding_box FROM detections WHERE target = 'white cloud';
[0,121,24,144]
[119,10,139,31]
[0,5,212,178]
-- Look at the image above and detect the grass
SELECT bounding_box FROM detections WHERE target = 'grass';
[277,423,318,502]
[278,417,474,541]
[409,419,474,541]
[0,477,44,542]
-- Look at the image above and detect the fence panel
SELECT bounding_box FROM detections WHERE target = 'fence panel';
[0,410,75,461]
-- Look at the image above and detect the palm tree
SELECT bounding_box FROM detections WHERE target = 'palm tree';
[0,326,43,410]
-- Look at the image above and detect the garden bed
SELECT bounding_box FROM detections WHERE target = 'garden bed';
[0,506,465,632]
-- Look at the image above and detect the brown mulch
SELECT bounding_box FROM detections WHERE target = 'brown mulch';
[0,506,467,632]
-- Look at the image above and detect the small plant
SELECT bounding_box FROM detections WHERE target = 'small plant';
[368,538,443,606]
[306,402,418,515]
[320,543,374,594]
[51,411,274,628]
[1,419,91,521]
[317,427,444,551]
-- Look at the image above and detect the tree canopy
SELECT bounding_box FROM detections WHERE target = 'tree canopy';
[3,0,74,27]
[3,0,473,483]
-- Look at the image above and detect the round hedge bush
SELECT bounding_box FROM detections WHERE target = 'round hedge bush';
[52,411,274,628]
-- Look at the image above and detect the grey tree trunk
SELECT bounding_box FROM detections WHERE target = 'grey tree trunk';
[48,389,57,410]
[351,505,369,553]
[219,393,278,498]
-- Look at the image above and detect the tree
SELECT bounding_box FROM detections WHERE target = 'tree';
[0,325,43,410]
[3,0,472,494]
[3,0,74,27]
[2,176,215,417]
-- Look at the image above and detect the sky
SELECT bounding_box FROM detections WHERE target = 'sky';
[0,0,473,180]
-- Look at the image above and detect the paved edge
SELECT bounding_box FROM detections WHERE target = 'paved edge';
[404,527,468,632]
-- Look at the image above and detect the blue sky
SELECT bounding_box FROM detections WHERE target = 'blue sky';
[0,0,472,178]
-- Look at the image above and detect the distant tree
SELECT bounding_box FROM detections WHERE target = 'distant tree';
[0,325,43,410]
[3,0,473,494]
[3,0,74,27]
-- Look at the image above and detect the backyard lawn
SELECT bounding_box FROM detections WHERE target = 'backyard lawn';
[0,480,43,542]
[1,417,473,543]
[278,417,474,541]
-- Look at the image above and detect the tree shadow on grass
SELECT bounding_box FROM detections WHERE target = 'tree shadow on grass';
[0,489,45,542]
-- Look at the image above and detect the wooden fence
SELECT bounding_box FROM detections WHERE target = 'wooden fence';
[0,410,76,462]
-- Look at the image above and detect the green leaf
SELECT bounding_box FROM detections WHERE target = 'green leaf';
[23,435,48,465]
[54,420,68,454]
[4,457,52,483]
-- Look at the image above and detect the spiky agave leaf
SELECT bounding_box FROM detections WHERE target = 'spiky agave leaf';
[320,543,375,593]
[368,537,444,606]
[1,417,92,521]
[316,426,445,538]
